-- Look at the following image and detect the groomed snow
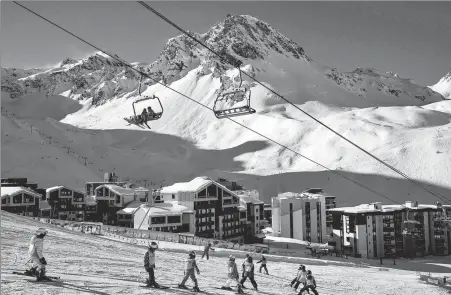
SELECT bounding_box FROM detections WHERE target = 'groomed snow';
[1,212,449,295]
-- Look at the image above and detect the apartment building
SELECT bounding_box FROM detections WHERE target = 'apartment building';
[160,177,246,243]
[271,188,329,243]
[236,191,266,243]
[327,201,451,258]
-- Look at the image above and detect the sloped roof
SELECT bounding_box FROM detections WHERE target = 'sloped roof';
[46,186,64,193]
[240,196,264,205]
[85,195,97,206]
[117,201,147,215]
[160,177,213,194]
[97,184,136,196]
[1,186,41,198]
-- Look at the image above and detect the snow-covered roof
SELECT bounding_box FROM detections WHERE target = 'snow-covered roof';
[160,177,213,194]
[46,186,64,193]
[1,186,41,198]
[144,201,193,216]
[97,184,136,196]
[238,205,247,212]
[240,196,264,205]
[328,202,448,214]
[276,191,325,200]
[117,201,147,215]
[85,195,97,206]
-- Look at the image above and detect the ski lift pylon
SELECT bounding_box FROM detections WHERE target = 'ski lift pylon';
[123,76,164,129]
[213,69,256,119]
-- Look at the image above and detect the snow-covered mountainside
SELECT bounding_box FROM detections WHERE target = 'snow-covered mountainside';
[431,71,451,99]
[2,212,450,295]
[2,14,451,205]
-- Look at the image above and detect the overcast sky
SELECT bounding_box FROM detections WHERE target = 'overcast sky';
[1,1,450,86]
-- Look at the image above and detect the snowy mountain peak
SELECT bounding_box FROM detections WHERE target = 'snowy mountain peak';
[430,71,451,99]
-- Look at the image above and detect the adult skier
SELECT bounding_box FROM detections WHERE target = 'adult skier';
[291,265,309,293]
[144,241,160,288]
[221,255,244,293]
[256,255,268,274]
[202,242,214,260]
[240,256,258,291]
[24,228,51,281]
[298,270,318,295]
[179,251,201,292]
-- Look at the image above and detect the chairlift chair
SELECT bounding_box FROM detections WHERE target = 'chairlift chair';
[213,69,256,119]
[123,76,164,129]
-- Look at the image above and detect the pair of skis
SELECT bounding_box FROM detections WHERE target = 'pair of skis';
[12,271,60,282]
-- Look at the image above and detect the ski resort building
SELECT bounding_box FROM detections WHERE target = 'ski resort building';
[271,188,329,243]
[85,172,126,196]
[1,177,46,200]
[327,201,451,259]
[116,201,148,228]
[1,186,42,217]
[236,191,266,243]
[90,184,139,225]
[160,177,246,243]
[43,186,86,221]
[129,201,193,232]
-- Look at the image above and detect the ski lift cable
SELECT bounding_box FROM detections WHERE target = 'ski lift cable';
[136,1,450,204]
[11,1,435,208]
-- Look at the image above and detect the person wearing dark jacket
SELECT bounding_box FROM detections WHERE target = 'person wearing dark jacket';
[256,255,268,274]
[240,256,258,291]
[202,242,214,260]
[241,254,250,289]
[144,241,159,287]
[298,270,319,295]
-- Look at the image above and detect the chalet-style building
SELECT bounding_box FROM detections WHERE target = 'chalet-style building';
[44,186,85,221]
[160,177,246,243]
[1,177,46,200]
[1,186,42,217]
[85,172,126,196]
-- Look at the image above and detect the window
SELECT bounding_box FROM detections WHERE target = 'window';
[172,194,175,199]
[115,195,120,204]
[151,217,166,224]
[168,216,181,223]
[1,198,7,205]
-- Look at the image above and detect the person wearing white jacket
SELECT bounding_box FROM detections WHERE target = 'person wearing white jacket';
[25,228,51,281]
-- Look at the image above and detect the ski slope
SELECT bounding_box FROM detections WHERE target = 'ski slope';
[1,212,448,295]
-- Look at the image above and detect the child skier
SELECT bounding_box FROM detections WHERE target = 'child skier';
[144,241,160,288]
[240,256,258,291]
[221,255,244,293]
[291,265,309,293]
[298,270,318,295]
[256,255,268,274]
[179,251,201,292]
[24,228,51,281]
[241,254,250,289]
[202,242,214,260]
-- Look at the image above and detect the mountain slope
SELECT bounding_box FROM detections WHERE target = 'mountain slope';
[431,71,451,99]
[1,14,451,205]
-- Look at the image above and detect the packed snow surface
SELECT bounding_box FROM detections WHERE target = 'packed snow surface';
[1,212,449,295]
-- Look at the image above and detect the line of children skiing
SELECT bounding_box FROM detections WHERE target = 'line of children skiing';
[23,228,320,293]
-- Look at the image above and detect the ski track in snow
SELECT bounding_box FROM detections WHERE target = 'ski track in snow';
[1,212,448,295]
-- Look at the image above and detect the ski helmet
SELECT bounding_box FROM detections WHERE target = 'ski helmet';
[35,228,48,235]
[245,253,250,258]
[189,251,196,258]
[307,270,312,275]
[299,264,305,269]
[229,255,235,261]
[149,241,158,249]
